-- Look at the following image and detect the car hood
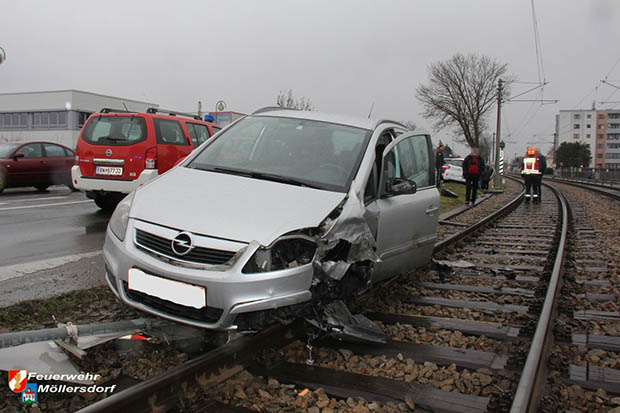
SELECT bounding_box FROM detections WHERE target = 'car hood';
[131,167,347,246]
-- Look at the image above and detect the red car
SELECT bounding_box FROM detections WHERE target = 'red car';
[72,108,222,210]
[0,141,75,193]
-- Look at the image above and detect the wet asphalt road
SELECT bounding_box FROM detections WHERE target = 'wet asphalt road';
[0,186,109,267]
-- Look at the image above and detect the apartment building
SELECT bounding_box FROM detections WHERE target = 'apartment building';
[555,108,620,169]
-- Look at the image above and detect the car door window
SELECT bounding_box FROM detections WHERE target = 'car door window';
[383,134,431,189]
[64,147,75,157]
[186,123,199,147]
[44,144,66,158]
[191,123,211,145]
[19,143,44,158]
[409,135,432,187]
[154,119,188,145]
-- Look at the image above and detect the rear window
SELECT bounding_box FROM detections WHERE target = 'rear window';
[446,159,463,167]
[81,116,147,146]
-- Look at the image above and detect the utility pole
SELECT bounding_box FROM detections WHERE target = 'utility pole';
[491,132,496,168]
[493,79,503,188]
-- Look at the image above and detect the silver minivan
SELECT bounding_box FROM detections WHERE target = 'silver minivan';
[104,108,440,331]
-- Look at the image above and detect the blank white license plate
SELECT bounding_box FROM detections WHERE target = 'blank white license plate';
[96,166,123,176]
[128,268,206,309]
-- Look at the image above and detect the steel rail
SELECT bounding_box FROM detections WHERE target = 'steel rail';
[545,176,620,202]
[77,321,304,413]
[510,181,569,412]
[434,176,525,253]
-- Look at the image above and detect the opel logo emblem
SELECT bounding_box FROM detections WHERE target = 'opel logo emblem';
[105,149,112,157]
[171,232,194,256]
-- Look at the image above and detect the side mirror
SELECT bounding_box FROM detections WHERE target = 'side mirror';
[13,152,25,160]
[385,178,417,197]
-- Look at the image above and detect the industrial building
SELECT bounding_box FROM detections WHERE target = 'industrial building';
[0,90,157,149]
[555,108,620,169]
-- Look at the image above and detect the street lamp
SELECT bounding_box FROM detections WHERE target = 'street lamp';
[215,100,226,112]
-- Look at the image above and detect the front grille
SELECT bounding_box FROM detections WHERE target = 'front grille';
[135,229,236,265]
[123,281,223,324]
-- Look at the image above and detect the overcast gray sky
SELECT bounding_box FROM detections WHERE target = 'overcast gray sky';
[2,0,620,159]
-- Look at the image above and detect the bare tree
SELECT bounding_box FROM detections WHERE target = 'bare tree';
[276,89,314,111]
[416,53,511,149]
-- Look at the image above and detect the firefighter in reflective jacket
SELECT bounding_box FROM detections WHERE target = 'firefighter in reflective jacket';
[521,147,547,203]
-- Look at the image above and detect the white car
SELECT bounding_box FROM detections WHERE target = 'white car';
[442,157,465,183]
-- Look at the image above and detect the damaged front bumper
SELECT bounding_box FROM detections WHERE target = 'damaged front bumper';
[104,219,314,331]
[105,186,385,339]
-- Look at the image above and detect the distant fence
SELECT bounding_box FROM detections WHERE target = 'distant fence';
[554,167,620,186]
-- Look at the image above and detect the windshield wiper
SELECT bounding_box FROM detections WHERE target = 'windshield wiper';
[100,136,128,142]
[193,165,323,189]
[210,166,253,177]
[247,172,322,189]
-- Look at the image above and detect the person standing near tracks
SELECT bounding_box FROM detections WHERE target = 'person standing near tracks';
[462,147,485,206]
[435,144,445,187]
[521,147,547,203]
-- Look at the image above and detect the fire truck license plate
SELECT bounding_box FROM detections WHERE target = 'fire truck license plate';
[96,166,123,176]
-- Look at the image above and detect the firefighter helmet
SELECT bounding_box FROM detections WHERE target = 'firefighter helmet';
[527,147,536,156]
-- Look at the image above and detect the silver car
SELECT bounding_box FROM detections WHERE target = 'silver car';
[104,108,440,331]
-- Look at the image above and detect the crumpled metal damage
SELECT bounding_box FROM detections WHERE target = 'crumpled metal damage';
[305,189,388,344]
[307,300,387,344]
[314,189,381,282]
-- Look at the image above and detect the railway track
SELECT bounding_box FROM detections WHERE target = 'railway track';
[75,177,620,413]
[545,176,620,202]
[542,182,620,411]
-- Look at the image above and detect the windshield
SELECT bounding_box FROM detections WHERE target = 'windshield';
[81,115,147,145]
[0,144,18,158]
[187,116,371,192]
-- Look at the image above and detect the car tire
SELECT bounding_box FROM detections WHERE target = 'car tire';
[35,184,50,192]
[0,170,6,194]
[66,180,78,191]
[94,195,120,212]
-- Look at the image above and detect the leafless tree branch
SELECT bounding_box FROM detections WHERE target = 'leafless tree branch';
[416,53,513,149]
[276,89,314,111]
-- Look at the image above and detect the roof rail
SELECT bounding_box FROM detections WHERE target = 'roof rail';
[146,107,201,120]
[252,106,297,115]
[100,108,135,114]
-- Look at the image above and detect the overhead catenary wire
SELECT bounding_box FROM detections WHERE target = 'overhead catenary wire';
[531,0,546,86]
[499,0,551,153]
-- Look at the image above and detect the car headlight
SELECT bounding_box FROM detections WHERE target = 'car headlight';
[242,236,317,273]
[109,192,135,241]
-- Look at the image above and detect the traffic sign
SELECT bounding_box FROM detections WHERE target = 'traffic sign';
[499,141,505,150]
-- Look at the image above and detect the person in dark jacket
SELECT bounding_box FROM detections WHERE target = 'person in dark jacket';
[481,165,493,190]
[435,145,445,187]
[462,147,485,206]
